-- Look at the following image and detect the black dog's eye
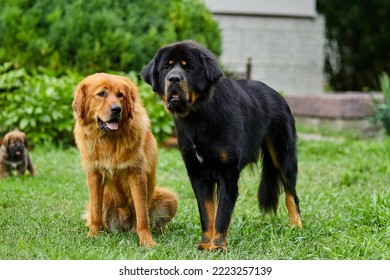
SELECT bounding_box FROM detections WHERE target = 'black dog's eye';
[117,92,124,98]
[97,91,106,97]
[163,60,174,70]
[181,60,191,70]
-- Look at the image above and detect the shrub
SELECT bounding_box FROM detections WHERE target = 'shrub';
[317,0,390,91]
[0,0,221,75]
[371,72,390,135]
[0,63,81,146]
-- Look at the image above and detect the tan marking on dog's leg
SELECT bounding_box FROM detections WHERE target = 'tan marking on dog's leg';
[266,139,302,229]
[285,192,302,228]
[198,198,216,250]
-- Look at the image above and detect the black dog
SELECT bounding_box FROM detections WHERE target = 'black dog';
[141,40,302,251]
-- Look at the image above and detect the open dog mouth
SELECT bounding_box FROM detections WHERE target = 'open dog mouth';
[167,88,191,113]
[11,147,24,159]
[98,117,120,132]
[169,90,181,102]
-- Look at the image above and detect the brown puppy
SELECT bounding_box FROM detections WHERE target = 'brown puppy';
[72,73,177,246]
[0,129,35,178]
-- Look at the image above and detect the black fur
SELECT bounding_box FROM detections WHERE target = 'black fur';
[141,40,301,251]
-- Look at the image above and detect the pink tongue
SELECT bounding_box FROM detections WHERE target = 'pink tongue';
[107,122,119,130]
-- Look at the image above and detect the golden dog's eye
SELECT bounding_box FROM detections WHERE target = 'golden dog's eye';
[117,92,124,98]
[168,60,174,65]
[97,91,106,97]
[181,60,187,66]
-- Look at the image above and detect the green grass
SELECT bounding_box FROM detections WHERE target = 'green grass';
[0,130,389,260]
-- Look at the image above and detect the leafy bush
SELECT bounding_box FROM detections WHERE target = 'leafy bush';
[371,72,390,135]
[0,0,221,75]
[0,64,173,146]
[0,63,81,146]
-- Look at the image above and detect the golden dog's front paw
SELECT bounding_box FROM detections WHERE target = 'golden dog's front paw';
[87,226,101,237]
[138,230,157,247]
[139,237,157,247]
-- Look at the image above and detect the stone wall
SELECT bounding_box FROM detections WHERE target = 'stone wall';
[214,14,325,95]
[286,93,383,135]
[204,0,325,95]
[286,93,381,119]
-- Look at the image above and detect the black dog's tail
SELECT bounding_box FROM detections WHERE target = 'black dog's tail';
[258,142,281,212]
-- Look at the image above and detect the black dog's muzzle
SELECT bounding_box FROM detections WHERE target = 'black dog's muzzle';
[166,67,191,113]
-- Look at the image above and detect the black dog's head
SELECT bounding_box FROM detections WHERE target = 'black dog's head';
[140,40,223,117]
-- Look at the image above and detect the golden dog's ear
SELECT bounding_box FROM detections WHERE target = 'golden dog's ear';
[121,77,137,120]
[72,82,87,119]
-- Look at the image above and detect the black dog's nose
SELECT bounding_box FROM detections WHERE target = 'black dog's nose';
[111,104,122,114]
[168,73,182,85]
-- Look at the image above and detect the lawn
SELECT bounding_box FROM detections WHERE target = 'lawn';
[0,128,389,260]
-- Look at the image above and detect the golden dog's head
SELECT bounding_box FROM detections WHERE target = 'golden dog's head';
[72,73,136,132]
[2,129,28,161]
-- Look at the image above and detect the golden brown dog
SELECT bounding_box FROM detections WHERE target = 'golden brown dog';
[0,129,35,178]
[72,73,178,246]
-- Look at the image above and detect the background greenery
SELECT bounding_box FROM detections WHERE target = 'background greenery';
[0,129,389,259]
[317,0,390,91]
[0,0,221,146]
[0,0,221,75]
[370,72,390,135]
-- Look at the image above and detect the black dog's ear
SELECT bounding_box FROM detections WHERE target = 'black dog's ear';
[195,47,223,93]
[140,49,166,95]
[140,59,155,86]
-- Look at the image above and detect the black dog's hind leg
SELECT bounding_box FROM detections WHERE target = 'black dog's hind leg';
[265,138,302,228]
[258,142,281,213]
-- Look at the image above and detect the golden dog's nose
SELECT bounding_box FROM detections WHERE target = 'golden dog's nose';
[111,104,122,115]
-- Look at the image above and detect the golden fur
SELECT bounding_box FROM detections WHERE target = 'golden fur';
[72,73,177,246]
[0,129,35,178]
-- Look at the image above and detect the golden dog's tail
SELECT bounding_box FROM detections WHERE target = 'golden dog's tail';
[150,187,178,233]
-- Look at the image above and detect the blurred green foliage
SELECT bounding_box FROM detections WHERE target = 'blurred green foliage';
[0,0,221,74]
[0,0,220,146]
[0,63,82,146]
[0,63,81,146]
[370,72,390,135]
[317,0,390,91]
